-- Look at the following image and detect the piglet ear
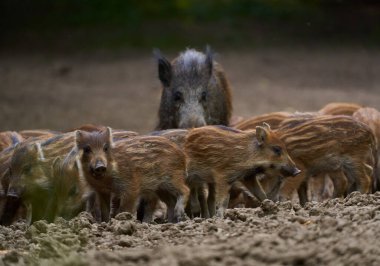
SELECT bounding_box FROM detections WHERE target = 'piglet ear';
[205,45,214,78]
[256,126,269,146]
[262,122,271,130]
[105,127,114,148]
[75,130,83,148]
[154,49,172,87]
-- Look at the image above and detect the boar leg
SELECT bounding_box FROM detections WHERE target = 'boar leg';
[0,195,5,221]
[215,179,231,218]
[142,195,159,223]
[329,170,348,198]
[110,194,121,219]
[197,186,209,218]
[190,188,201,217]
[0,194,22,225]
[86,191,102,222]
[207,183,216,218]
[173,185,190,223]
[159,182,189,223]
[357,164,372,193]
[118,192,139,217]
[185,194,193,218]
[345,163,371,194]
[248,176,267,202]
[297,180,308,206]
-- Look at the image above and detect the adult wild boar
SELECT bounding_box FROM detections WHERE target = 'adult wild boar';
[155,47,232,129]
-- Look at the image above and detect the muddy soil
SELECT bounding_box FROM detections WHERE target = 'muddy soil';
[1,192,380,265]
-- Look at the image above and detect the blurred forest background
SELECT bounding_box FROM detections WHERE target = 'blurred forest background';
[1,0,380,52]
[1,1,380,132]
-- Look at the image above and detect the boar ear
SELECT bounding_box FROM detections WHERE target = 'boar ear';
[104,127,114,148]
[75,130,84,148]
[154,49,172,87]
[262,122,271,130]
[256,126,269,146]
[205,45,214,78]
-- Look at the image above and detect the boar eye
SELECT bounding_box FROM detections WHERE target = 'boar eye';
[173,91,183,102]
[201,91,208,101]
[272,146,282,156]
[83,145,92,154]
[103,144,109,152]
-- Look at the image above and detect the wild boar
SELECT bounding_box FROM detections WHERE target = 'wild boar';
[184,125,300,218]
[268,115,377,205]
[75,129,189,223]
[1,129,138,224]
[155,47,232,129]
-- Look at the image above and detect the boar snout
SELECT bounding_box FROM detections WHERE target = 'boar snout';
[91,160,107,178]
[292,167,301,177]
[7,183,24,199]
[280,165,301,177]
[179,115,206,129]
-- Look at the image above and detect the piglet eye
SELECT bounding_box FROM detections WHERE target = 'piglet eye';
[83,145,92,154]
[173,91,182,102]
[103,144,109,152]
[272,146,282,156]
[201,91,208,101]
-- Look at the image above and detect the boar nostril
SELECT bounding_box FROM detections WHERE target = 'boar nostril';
[94,166,106,173]
[293,168,301,176]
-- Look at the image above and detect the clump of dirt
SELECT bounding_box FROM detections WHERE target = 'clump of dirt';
[1,192,380,265]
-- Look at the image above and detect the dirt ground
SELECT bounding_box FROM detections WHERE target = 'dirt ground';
[1,193,380,265]
[1,48,380,265]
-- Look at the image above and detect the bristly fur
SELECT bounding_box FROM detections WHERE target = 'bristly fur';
[184,125,298,218]
[319,102,362,116]
[36,142,45,161]
[266,114,377,205]
[155,47,232,130]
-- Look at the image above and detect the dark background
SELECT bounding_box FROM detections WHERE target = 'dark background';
[1,0,379,132]
[1,0,380,52]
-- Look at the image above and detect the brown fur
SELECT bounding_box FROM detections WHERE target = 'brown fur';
[266,115,377,205]
[0,131,24,152]
[149,129,188,149]
[353,107,380,191]
[184,125,299,218]
[235,112,292,131]
[76,131,189,223]
[156,48,232,130]
[318,102,362,116]
[18,129,59,140]
[0,132,80,224]
[1,128,137,224]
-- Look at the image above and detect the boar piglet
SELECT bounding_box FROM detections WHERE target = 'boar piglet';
[75,129,190,223]
[155,47,232,129]
[0,142,57,225]
[1,132,93,225]
[184,124,300,218]
[268,115,377,205]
